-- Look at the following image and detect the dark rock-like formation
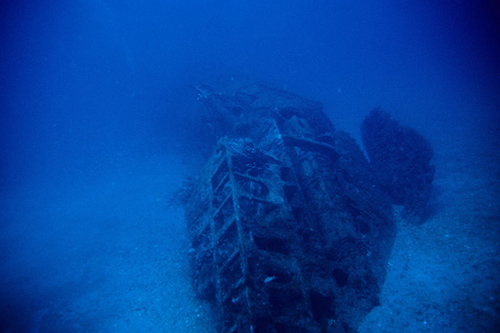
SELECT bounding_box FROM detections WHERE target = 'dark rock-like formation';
[361,108,435,223]
[182,79,396,332]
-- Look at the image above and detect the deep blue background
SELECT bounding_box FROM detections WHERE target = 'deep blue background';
[0,0,499,331]
[1,0,498,190]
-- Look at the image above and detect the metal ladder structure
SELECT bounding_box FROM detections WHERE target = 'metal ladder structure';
[187,137,324,332]
[183,79,396,332]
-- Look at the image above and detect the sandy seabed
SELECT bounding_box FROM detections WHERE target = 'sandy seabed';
[1,112,498,332]
[359,113,500,332]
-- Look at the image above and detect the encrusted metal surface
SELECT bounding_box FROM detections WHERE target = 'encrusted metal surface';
[184,79,396,332]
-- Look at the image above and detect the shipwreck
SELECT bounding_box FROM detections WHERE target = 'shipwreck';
[181,78,434,332]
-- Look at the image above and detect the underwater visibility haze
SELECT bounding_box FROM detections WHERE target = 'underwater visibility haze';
[1,0,499,331]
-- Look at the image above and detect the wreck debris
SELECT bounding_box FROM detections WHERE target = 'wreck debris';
[361,108,435,223]
[182,79,432,332]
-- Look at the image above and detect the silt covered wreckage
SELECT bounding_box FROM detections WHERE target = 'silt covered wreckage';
[181,79,434,332]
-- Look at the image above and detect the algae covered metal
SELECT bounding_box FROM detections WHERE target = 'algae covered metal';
[182,79,430,332]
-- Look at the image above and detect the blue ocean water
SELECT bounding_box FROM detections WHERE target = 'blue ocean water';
[1,1,499,331]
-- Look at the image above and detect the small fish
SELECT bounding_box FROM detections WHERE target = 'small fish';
[264,276,276,283]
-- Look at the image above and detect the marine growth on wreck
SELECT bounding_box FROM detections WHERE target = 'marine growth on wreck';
[182,78,434,332]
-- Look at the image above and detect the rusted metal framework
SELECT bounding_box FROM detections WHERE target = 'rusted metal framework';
[183,79,396,332]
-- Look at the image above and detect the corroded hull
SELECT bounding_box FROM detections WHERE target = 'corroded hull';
[183,80,396,332]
